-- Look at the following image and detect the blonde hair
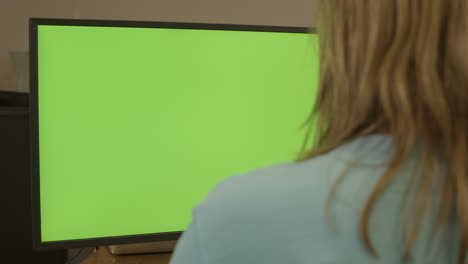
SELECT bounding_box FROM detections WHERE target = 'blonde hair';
[299,1,468,263]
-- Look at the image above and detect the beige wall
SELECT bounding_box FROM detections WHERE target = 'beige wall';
[1,0,316,91]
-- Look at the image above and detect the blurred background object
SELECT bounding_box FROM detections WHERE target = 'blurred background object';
[8,51,29,93]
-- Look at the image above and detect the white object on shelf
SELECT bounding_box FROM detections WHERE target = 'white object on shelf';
[9,51,29,93]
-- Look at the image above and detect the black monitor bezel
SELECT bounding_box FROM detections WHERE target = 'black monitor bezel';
[30,17,314,250]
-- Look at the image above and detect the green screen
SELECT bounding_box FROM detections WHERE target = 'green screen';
[38,25,319,242]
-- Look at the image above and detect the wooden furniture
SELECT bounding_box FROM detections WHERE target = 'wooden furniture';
[0,92,67,263]
[82,247,173,264]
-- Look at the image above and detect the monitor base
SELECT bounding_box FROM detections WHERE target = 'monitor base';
[108,240,177,255]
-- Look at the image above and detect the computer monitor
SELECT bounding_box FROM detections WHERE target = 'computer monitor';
[30,18,319,250]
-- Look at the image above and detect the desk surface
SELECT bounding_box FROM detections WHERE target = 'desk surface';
[82,247,172,264]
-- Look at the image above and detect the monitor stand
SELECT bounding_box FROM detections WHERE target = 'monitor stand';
[108,240,177,255]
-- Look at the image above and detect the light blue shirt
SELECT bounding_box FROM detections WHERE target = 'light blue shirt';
[170,135,458,264]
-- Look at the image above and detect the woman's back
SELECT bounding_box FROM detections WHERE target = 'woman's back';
[170,135,459,264]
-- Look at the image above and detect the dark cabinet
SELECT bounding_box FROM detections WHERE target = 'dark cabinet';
[0,92,67,263]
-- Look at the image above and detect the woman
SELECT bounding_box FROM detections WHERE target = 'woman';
[170,1,467,263]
